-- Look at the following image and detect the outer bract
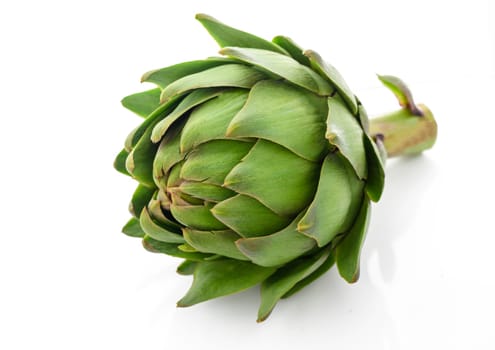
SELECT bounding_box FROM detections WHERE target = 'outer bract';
[115,14,419,322]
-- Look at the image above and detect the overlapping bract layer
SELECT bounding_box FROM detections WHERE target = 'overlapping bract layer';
[115,14,385,321]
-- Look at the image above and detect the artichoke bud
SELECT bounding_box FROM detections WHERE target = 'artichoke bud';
[115,14,435,322]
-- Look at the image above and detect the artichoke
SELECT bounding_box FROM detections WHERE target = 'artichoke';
[114,14,437,322]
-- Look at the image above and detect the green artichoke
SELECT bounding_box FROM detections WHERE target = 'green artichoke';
[114,14,437,322]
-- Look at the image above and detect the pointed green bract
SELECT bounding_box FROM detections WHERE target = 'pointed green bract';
[129,184,155,218]
[170,203,228,231]
[177,260,198,275]
[224,139,320,216]
[258,248,331,322]
[126,132,159,188]
[160,64,266,103]
[179,182,235,203]
[272,36,310,66]
[166,161,183,188]
[124,97,179,150]
[196,13,288,55]
[180,140,253,186]
[357,103,370,133]
[178,243,198,253]
[125,100,182,187]
[183,229,248,260]
[375,136,387,164]
[142,235,209,261]
[140,207,185,244]
[281,253,335,299]
[326,97,367,179]
[114,149,130,176]
[212,195,292,238]
[121,88,161,118]
[147,199,182,231]
[304,50,358,114]
[179,89,249,153]
[142,58,230,88]
[227,80,328,162]
[363,134,385,202]
[122,217,145,238]
[151,88,224,143]
[153,124,184,187]
[177,259,277,307]
[220,47,333,96]
[298,153,364,247]
[236,213,317,267]
[336,198,371,283]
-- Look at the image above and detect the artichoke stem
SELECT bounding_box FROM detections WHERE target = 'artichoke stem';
[369,104,437,158]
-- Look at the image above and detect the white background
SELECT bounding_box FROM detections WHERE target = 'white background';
[1,0,494,349]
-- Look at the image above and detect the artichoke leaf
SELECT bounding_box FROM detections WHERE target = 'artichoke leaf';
[211,194,292,238]
[170,203,228,231]
[153,124,185,188]
[227,80,328,162]
[179,89,249,154]
[129,184,156,218]
[122,217,145,238]
[142,235,209,261]
[151,88,224,143]
[183,229,248,260]
[177,259,277,307]
[326,97,367,179]
[363,134,385,202]
[220,47,333,96]
[336,198,371,283]
[125,99,182,187]
[178,243,197,252]
[177,260,198,275]
[236,212,317,267]
[357,103,370,133]
[121,88,161,118]
[304,50,358,114]
[180,140,253,186]
[140,207,185,244]
[114,149,130,176]
[281,253,335,299]
[179,182,236,203]
[298,153,364,247]
[160,64,266,104]
[272,35,310,67]
[258,247,331,322]
[224,139,319,216]
[125,129,160,188]
[125,96,180,151]
[196,13,288,55]
[147,199,182,231]
[141,58,231,88]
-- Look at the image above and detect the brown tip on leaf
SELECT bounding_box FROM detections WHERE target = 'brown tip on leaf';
[302,49,318,58]
[195,13,211,21]
[142,238,156,253]
[348,268,360,284]
[176,300,190,308]
[256,313,272,323]
[128,202,136,217]
[140,71,152,83]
